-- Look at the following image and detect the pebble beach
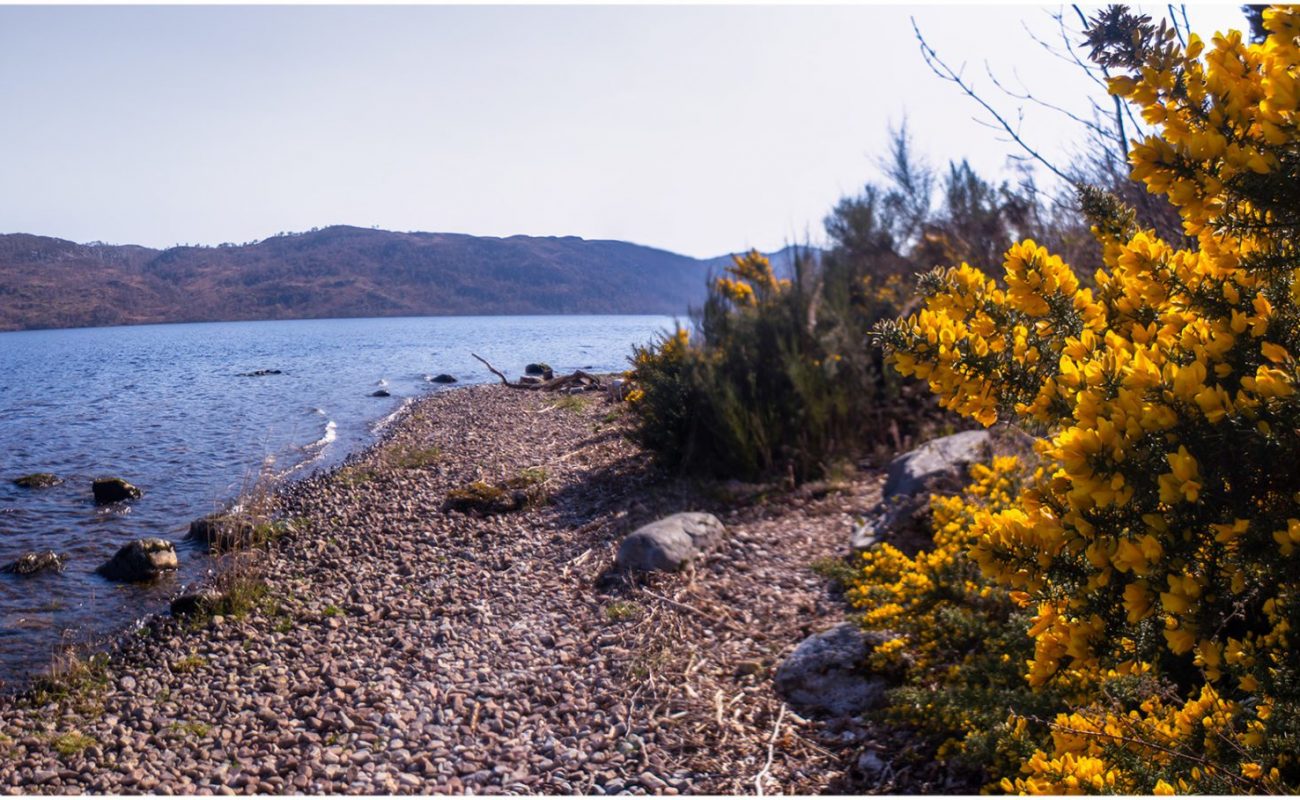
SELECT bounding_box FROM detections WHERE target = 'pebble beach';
[0,383,888,794]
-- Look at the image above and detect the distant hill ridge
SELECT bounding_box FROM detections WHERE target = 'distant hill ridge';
[0,225,810,332]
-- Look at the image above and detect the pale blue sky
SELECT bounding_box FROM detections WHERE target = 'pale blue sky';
[0,4,1246,258]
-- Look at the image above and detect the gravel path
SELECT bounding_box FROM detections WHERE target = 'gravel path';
[0,385,875,794]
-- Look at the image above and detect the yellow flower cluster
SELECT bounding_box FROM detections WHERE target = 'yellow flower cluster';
[714,250,790,307]
[873,8,1300,793]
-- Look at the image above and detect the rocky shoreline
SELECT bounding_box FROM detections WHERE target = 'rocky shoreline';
[0,383,888,794]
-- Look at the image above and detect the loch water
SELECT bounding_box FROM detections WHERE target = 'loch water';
[0,314,675,689]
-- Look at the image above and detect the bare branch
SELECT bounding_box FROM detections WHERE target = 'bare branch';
[913,17,1073,183]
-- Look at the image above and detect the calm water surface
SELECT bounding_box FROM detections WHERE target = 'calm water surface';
[0,314,674,689]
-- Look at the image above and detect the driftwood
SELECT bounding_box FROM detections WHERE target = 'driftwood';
[472,353,604,393]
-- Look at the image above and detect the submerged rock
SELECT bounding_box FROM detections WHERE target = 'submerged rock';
[188,514,257,552]
[615,512,725,572]
[775,623,888,717]
[12,473,62,489]
[1,551,66,576]
[429,374,458,384]
[238,369,283,377]
[97,538,178,582]
[92,477,142,505]
[371,389,392,397]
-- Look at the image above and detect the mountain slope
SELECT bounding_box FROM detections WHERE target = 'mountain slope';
[0,226,809,332]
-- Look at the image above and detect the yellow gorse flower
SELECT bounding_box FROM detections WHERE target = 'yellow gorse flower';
[872,7,1300,793]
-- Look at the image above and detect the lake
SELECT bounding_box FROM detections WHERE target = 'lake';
[0,314,676,690]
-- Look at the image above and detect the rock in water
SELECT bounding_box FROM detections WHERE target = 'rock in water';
[1,551,66,575]
[92,477,142,505]
[615,512,725,572]
[188,514,256,552]
[97,538,178,582]
[12,473,62,489]
[371,389,391,397]
[429,374,458,384]
[881,430,990,499]
[524,363,554,380]
[775,623,887,717]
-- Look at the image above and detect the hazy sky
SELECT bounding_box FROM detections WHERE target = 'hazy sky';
[0,4,1246,258]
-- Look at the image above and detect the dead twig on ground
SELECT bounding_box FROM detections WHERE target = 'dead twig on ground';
[754,703,788,796]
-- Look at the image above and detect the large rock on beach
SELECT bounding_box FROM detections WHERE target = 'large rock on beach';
[775,623,887,717]
[12,473,62,489]
[97,538,178,582]
[882,430,990,499]
[92,477,142,505]
[188,514,256,552]
[1,551,66,576]
[851,430,992,556]
[615,512,725,572]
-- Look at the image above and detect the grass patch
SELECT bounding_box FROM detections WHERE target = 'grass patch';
[50,731,96,759]
[551,395,591,413]
[322,604,344,618]
[810,555,856,589]
[208,568,270,620]
[29,652,110,708]
[171,721,211,738]
[385,444,442,469]
[337,465,379,486]
[171,654,207,674]
[605,601,641,622]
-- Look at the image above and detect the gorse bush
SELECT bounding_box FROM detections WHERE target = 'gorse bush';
[629,250,923,480]
[626,128,1075,481]
[869,6,1300,793]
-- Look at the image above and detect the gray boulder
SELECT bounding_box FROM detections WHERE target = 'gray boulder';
[92,477,142,505]
[882,430,990,500]
[1,551,66,576]
[774,623,887,717]
[851,430,992,556]
[850,493,934,556]
[97,538,178,582]
[615,512,725,572]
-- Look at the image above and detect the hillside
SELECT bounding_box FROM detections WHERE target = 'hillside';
[0,227,809,331]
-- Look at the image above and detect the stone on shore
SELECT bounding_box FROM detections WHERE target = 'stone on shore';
[97,538,178,582]
[92,477,142,505]
[13,473,62,489]
[615,512,725,572]
[170,587,224,617]
[851,430,991,556]
[429,374,457,384]
[1,551,66,576]
[524,363,554,380]
[881,430,990,499]
[774,623,887,717]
